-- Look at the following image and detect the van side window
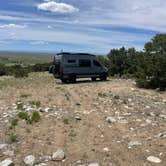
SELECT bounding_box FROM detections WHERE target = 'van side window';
[93,60,101,67]
[79,59,91,67]
[68,60,76,63]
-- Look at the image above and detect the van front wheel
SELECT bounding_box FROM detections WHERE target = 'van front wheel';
[100,73,107,81]
[91,77,97,81]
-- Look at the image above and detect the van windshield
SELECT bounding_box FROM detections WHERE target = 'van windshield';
[93,60,101,67]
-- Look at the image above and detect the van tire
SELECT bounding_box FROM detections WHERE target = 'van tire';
[100,73,107,81]
[61,78,68,83]
[91,77,97,81]
[69,74,76,83]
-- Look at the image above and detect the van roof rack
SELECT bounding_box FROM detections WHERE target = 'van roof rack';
[56,52,95,56]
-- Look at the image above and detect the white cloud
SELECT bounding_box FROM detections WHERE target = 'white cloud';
[37,1,79,13]
[29,41,48,45]
[0,23,27,29]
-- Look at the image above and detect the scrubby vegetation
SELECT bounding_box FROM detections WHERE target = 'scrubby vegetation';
[8,133,18,143]
[0,34,165,90]
[18,111,41,124]
[0,62,52,78]
[97,34,166,90]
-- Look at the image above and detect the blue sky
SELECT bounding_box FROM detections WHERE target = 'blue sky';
[0,0,165,54]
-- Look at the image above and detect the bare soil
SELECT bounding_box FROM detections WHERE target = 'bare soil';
[0,72,166,166]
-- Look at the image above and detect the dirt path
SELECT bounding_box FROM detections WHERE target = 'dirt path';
[0,72,165,165]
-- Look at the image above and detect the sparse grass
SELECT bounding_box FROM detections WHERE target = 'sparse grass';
[69,130,77,137]
[20,93,31,98]
[17,102,24,110]
[18,112,29,120]
[10,118,18,127]
[63,118,69,125]
[18,111,41,124]
[8,133,18,143]
[98,92,107,97]
[114,95,120,100]
[26,128,31,133]
[29,100,41,107]
[30,111,41,123]
[65,93,70,100]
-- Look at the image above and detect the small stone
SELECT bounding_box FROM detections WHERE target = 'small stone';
[0,159,14,166]
[52,149,65,161]
[103,147,109,152]
[75,116,82,120]
[88,163,100,166]
[3,150,14,157]
[0,144,8,150]
[118,120,128,124]
[147,156,161,163]
[106,117,116,123]
[163,99,166,103]
[24,155,35,166]
[128,141,142,147]
[155,132,166,138]
[128,98,132,102]
[35,163,47,166]
[146,119,152,124]
[44,107,50,112]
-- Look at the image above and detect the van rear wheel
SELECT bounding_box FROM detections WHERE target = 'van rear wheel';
[61,78,68,83]
[69,74,76,83]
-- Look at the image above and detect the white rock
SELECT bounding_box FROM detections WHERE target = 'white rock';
[118,120,128,124]
[0,159,14,166]
[128,98,132,102]
[3,150,14,157]
[35,163,47,166]
[88,163,100,166]
[128,141,142,147]
[52,149,65,161]
[24,155,35,166]
[103,147,109,152]
[163,99,166,103]
[0,144,8,150]
[106,117,116,123]
[43,107,50,112]
[147,156,161,163]
[146,119,152,124]
[75,116,82,120]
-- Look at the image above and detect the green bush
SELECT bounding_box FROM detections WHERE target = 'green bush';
[16,102,24,110]
[29,101,41,107]
[10,118,18,126]
[30,111,41,123]
[9,133,18,143]
[63,118,69,124]
[18,112,29,120]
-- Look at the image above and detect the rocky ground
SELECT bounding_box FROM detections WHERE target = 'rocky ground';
[0,72,166,166]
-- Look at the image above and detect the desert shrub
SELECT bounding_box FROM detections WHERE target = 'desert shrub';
[63,118,69,124]
[0,64,7,76]
[29,100,41,107]
[10,118,18,127]
[16,102,24,110]
[32,62,52,72]
[20,93,31,98]
[18,111,41,124]
[9,133,18,143]
[30,111,41,123]
[18,112,29,120]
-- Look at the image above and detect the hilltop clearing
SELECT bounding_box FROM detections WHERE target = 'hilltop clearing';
[0,72,166,166]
